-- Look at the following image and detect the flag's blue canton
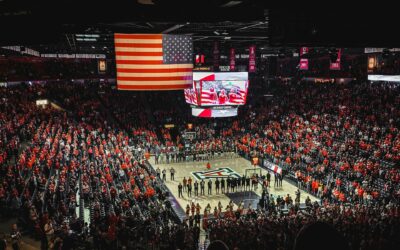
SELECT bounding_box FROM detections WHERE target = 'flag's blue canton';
[163,34,193,64]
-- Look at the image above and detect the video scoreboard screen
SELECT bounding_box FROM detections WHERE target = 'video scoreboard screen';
[184,72,249,106]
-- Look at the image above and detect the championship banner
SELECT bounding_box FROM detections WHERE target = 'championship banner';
[368,55,376,73]
[248,45,256,72]
[195,54,205,65]
[229,48,235,71]
[114,33,193,90]
[300,47,309,56]
[330,48,341,70]
[98,59,107,74]
[213,41,220,71]
[299,58,309,70]
[299,47,309,70]
[263,160,283,175]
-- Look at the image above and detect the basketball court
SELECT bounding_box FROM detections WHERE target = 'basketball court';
[149,154,319,218]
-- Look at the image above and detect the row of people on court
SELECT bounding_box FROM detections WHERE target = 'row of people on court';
[185,200,239,219]
[177,176,261,198]
[155,166,176,181]
[154,149,236,164]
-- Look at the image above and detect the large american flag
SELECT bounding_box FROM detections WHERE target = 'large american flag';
[114,34,193,90]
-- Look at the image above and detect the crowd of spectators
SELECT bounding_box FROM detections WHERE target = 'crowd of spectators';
[0,78,399,249]
[230,81,400,205]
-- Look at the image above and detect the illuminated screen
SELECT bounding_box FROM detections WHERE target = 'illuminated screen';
[184,72,249,106]
[200,80,247,106]
[184,81,200,105]
[191,107,238,118]
[368,75,400,82]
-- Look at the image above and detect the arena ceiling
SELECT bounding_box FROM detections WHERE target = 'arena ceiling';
[1,1,399,54]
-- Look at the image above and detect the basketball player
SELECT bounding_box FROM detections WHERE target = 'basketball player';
[178,183,183,198]
[200,179,205,195]
[187,183,192,197]
[170,167,175,181]
[215,178,220,194]
[183,177,187,191]
[221,178,225,193]
[194,180,199,196]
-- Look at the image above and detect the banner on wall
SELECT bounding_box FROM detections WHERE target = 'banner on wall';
[195,54,205,65]
[230,48,235,71]
[300,47,309,56]
[213,41,220,70]
[299,47,309,70]
[368,55,376,73]
[98,59,107,74]
[248,45,256,72]
[330,48,342,70]
[192,107,238,118]
[263,161,283,175]
[299,58,309,70]
[368,75,400,82]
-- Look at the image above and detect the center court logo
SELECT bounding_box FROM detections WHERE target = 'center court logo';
[192,167,241,180]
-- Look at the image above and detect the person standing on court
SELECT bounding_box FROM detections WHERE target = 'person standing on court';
[274,173,279,187]
[188,176,193,188]
[170,167,175,181]
[231,178,236,192]
[194,180,199,196]
[200,179,205,195]
[235,177,239,192]
[162,169,167,181]
[188,183,192,197]
[226,177,231,193]
[215,178,220,194]
[183,177,187,191]
[266,171,271,187]
[156,167,161,179]
[221,178,225,193]
[246,176,251,191]
[207,179,212,195]
[178,183,183,198]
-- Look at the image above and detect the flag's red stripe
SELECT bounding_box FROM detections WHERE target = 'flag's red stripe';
[114,34,162,39]
[115,43,162,48]
[116,60,163,65]
[117,76,192,81]
[115,51,163,56]
[117,68,192,73]
[118,84,192,90]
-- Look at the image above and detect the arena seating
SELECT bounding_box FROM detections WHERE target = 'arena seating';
[0,80,399,249]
